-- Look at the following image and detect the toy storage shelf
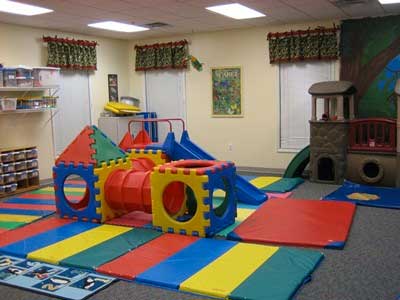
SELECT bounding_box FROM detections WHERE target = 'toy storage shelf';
[0,86,58,114]
[0,146,40,198]
[0,87,55,92]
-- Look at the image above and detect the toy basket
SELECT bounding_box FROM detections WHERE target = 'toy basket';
[0,98,17,111]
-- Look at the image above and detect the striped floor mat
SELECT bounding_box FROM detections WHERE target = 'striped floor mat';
[0,220,323,300]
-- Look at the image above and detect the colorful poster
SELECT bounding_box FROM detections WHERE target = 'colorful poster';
[212,67,242,117]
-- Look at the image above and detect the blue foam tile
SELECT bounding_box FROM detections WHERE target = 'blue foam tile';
[0,222,99,258]
[4,198,55,205]
[136,238,237,289]
[0,208,54,216]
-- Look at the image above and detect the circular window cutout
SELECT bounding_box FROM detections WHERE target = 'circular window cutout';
[359,159,383,184]
[63,175,89,211]
[162,181,197,223]
[211,177,231,218]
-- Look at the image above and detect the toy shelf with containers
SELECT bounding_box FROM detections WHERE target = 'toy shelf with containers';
[0,146,40,198]
[0,67,59,113]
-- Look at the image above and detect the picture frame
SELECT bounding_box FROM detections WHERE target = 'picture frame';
[211,67,242,117]
[108,74,118,102]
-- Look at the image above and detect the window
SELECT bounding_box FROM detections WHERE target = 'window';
[279,61,334,150]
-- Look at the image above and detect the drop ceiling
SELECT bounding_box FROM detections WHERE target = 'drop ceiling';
[0,0,399,39]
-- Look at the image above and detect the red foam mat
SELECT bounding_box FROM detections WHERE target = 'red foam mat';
[106,211,152,227]
[229,198,356,249]
[97,233,197,279]
[0,217,73,247]
[0,203,56,211]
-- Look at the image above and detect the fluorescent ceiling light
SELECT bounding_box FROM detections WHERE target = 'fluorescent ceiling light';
[88,21,149,32]
[0,0,53,16]
[206,3,265,20]
[378,0,400,3]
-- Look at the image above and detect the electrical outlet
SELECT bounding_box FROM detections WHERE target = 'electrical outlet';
[228,143,233,151]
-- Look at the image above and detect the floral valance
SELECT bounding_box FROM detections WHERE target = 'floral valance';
[43,36,98,70]
[267,26,339,64]
[135,40,188,71]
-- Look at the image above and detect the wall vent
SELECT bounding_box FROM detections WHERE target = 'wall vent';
[144,22,170,28]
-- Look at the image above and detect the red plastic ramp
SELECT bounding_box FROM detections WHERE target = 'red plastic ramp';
[228,198,356,249]
[97,234,197,279]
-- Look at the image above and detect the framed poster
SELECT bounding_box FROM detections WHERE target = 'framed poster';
[212,67,242,117]
[108,74,118,101]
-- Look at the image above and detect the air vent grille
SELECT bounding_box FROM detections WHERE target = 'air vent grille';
[144,22,170,28]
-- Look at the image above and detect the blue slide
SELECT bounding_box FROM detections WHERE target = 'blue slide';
[148,131,267,205]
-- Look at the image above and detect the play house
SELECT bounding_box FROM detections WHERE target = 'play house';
[309,79,400,187]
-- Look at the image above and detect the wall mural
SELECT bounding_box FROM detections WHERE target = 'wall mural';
[340,15,400,118]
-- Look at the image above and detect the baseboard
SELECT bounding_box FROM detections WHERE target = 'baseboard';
[236,166,285,176]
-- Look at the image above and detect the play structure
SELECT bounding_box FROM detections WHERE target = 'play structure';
[53,119,267,237]
[284,79,400,187]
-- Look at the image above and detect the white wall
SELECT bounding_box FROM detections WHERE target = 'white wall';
[128,20,340,171]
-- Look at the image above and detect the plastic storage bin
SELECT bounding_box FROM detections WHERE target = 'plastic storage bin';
[2,163,15,173]
[25,148,38,159]
[16,67,33,87]
[0,98,17,111]
[33,67,60,87]
[27,169,39,179]
[15,171,28,181]
[13,151,26,161]
[5,183,17,193]
[1,152,14,163]
[26,159,38,169]
[3,173,16,184]
[14,161,27,171]
[3,68,17,87]
[0,68,3,87]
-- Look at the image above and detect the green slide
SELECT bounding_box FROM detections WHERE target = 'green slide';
[283,145,310,178]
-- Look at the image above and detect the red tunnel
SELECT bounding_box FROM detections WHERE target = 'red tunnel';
[104,158,185,215]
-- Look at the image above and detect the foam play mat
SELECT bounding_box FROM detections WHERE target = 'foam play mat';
[0,179,85,233]
[0,254,114,300]
[228,198,356,249]
[0,220,324,300]
[324,180,400,209]
[245,176,304,192]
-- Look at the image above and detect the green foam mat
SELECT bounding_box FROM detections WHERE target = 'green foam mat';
[261,177,304,193]
[229,247,323,300]
[0,221,26,230]
[61,228,162,270]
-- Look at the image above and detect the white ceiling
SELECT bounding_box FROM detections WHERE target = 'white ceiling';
[0,0,400,39]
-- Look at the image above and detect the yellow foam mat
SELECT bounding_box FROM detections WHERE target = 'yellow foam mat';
[27,224,131,264]
[180,243,279,298]
[41,187,86,192]
[250,176,281,188]
[236,208,255,221]
[0,214,40,223]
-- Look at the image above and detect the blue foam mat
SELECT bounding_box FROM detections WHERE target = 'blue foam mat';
[0,222,98,258]
[0,254,114,300]
[324,180,400,209]
[136,238,237,289]
[0,208,54,216]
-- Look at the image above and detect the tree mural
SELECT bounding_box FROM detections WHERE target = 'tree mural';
[340,15,400,117]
